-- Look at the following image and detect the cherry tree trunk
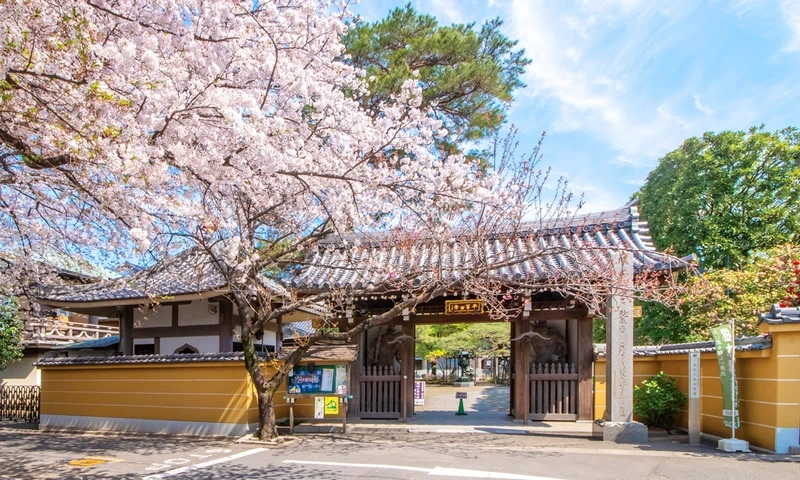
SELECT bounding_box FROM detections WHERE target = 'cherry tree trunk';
[257,390,279,440]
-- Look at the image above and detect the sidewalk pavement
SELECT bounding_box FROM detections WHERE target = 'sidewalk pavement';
[292,384,594,436]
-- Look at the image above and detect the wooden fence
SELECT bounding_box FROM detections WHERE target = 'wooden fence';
[358,365,403,419]
[0,385,40,423]
[529,363,578,421]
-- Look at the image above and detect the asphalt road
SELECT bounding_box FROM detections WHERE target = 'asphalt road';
[0,427,798,479]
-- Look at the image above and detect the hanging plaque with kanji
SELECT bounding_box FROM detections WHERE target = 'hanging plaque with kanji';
[445,300,485,314]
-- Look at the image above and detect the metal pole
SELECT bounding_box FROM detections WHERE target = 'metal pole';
[342,396,347,434]
[289,398,294,435]
[730,318,736,440]
[402,375,408,423]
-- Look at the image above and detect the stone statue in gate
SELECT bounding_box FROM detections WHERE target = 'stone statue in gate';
[528,322,568,364]
[513,321,568,365]
[367,326,413,370]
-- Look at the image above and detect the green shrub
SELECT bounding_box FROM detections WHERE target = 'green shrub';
[633,372,687,429]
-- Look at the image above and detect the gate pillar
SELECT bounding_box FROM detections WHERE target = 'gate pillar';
[513,316,531,422]
[401,322,415,420]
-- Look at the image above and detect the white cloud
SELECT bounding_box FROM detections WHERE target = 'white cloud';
[430,0,466,24]
[693,94,715,115]
[780,0,800,52]
[507,0,698,167]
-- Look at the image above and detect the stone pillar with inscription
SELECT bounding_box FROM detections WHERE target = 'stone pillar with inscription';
[594,251,648,443]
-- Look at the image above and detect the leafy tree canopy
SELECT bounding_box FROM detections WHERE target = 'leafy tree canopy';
[0,297,24,369]
[606,245,800,345]
[638,126,800,270]
[343,3,531,156]
[680,244,800,338]
[416,323,509,359]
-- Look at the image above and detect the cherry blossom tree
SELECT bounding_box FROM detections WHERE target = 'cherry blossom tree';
[1,1,684,439]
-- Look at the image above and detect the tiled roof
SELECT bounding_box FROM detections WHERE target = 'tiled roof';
[36,344,357,366]
[279,344,357,363]
[36,248,290,305]
[52,335,120,350]
[759,304,800,325]
[282,320,315,339]
[594,334,772,358]
[293,203,691,291]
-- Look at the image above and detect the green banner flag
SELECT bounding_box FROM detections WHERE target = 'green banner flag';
[711,323,740,429]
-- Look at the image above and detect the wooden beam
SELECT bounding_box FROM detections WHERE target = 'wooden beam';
[343,307,590,327]
[509,320,516,416]
[348,331,365,418]
[121,307,134,355]
[131,324,223,338]
[401,322,415,421]
[513,316,531,422]
[219,298,233,352]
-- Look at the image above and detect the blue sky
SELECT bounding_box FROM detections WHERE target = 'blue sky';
[352,0,800,213]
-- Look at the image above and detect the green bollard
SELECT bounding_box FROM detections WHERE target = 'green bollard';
[455,398,467,416]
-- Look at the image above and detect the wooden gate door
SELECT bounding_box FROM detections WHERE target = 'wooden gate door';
[529,363,579,420]
[358,365,403,419]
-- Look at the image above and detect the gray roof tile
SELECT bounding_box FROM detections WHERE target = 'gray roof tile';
[293,204,690,290]
[36,248,289,304]
[759,304,800,325]
[594,334,772,358]
[36,344,357,367]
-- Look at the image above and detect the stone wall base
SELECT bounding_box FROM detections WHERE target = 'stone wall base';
[593,420,648,444]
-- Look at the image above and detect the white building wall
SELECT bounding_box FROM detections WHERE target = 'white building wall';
[178,299,219,326]
[160,335,220,354]
[233,326,277,349]
[133,306,172,328]
[0,353,44,386]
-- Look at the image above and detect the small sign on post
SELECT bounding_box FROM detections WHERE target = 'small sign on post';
[455,391,467,416]
[414,381,426,406]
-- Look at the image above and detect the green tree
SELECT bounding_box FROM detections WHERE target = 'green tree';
[680,244,800,338]
[344,4,531,155]
[416,323,509,358]
[638,126,800,270]
[0,297,24,369]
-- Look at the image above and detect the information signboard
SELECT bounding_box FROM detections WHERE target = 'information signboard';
[287,365,337,394]
[414,381,426,405]
[455,391,468,399]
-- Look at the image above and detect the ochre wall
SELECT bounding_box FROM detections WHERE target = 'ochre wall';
[594,322,800,452]
[40,360,345,429]
[41,362,262,425]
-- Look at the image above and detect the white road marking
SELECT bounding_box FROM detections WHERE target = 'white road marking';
[282,460,562,479]
[429,467,560,479]
[142,448,268,479]
[282,460,430,473]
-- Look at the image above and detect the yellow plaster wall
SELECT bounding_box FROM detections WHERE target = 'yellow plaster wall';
[40,362,292,426]
[40,360,346,428]
[594,323,800,452]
